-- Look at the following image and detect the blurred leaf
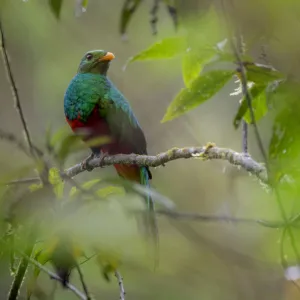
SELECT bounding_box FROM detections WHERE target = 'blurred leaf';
[82,178,101,189]
[75,0,88,17]
[56,135,82,163]
[27,248,51,300]
[95,248,121,281]
[102,177,175,209]
[162,70,234,123]
[244,91,268,124]
[233,84,267,128]
[127,36,186,64]
[48,168,64,199]
[245,63,284,84]
[49,0,63,19]
[48,126,70,150]
[181,47,216,87]
[268,82,300,183]
[7,185,54,225]
[0,164,35,185]
[163,0,178,29]
[97,186,125,198]
[57,134,110,163]
[28,183,43,192]
[185,6,223,49]
[84,136,111,148]
[69,179,101,198]
[120,0,142,35]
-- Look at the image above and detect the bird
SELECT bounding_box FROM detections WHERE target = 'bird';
[64,49,158,265]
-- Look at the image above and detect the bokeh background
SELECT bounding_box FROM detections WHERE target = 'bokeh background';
[0,0,299,299]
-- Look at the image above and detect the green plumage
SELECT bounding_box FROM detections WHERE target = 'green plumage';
[64,50,158,267]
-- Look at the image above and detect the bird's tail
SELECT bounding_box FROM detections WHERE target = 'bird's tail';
[140,166,159,268]
[114,164,159,268]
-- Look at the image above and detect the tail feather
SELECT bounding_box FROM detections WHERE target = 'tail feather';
[140,166,159,269]
[114,164,159,268]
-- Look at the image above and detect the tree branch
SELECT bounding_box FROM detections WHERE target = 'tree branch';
[18,251,88,300]
[115,270,126,300]
[6,145,268,185]
[66,144,268,183]
[0,19,36,158]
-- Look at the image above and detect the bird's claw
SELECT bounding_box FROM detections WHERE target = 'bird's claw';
[97,151,108,168]
[81,153,95,172]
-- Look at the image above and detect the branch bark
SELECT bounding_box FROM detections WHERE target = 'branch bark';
[65,144,268,184]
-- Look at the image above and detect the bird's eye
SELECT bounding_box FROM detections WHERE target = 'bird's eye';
[86,53,93,61]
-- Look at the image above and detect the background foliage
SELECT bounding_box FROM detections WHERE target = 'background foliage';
[1,0,300,299]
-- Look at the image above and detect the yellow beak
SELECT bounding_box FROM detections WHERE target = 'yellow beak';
[99,52,115,62]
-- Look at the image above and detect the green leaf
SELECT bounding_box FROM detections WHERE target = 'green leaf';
[244,91,268,124]
[49,126,70,149]
[233,84,267,128]
[48,168,64,199]
[97,186,125,198]
[127,36,186,64]
[181,47,216,87]
[268,82,300,183]
[56,135,82,162]
[69,179,101,198]
[162,70,234,123]
[120,0,142,35]
[245,63,284,84]
[49,0,63,19]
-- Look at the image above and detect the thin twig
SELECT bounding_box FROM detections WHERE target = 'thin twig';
[18,251,87,300]
[75,264,91,300]
[235,31,248,154]
[242,121,248,154]
[155,209,287,228]
[115,270,126,300]
[0,19,36,158]
[0,128,43,158]
[150,0,160,35]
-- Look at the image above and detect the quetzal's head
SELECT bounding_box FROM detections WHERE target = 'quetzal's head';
[77,50,115,75]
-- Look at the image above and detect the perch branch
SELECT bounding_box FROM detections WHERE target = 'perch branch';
[6,145,268,185]
[115,270,126,300]
[65,145,268,183]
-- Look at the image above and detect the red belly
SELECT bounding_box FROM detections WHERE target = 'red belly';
[66,107,141,182]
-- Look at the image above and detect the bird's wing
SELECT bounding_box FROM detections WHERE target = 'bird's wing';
[99,81,148,155]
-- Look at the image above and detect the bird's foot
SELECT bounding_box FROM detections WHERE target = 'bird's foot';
[81,153,95,172]
[97,151,109,168]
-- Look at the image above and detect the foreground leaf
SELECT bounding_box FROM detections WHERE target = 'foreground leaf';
[181,47,216,87]
[233,83,267,128]
[95,248,121,281]
[127,36,186,64]
[268,82,300,183]
[162,70,234,122]
[245,63,284,84]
